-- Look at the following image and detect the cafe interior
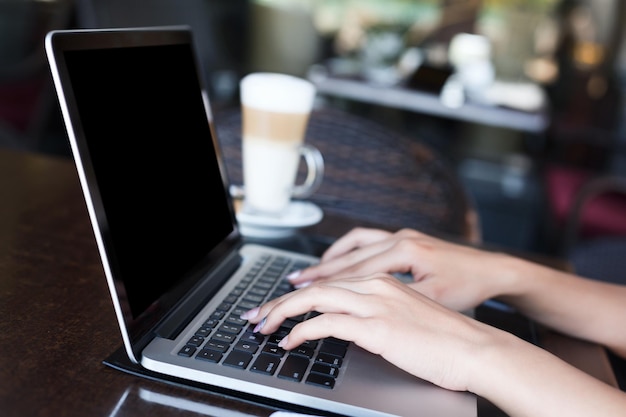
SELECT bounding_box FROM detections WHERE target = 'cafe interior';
[0,0,626,265]
[2,0,626,281]
[3,0,626,414]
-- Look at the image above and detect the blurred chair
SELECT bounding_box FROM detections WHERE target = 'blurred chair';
[546,167,626,284]
[545,165,626,261]
[0,0,72,152]
[213,106,481,243]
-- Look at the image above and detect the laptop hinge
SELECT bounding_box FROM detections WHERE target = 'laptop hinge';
[154,249,242,340]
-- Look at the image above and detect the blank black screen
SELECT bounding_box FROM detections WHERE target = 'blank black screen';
[64,43,234,320]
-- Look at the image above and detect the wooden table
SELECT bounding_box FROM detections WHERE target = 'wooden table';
[0,148,617,417]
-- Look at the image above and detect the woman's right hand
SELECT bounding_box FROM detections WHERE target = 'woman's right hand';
[244,273,501,392]
[248,271,626,417]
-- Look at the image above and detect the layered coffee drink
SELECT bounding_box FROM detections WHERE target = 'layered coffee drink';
[240,73,320,215]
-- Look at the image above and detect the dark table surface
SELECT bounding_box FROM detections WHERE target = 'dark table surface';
[0,148,616,417]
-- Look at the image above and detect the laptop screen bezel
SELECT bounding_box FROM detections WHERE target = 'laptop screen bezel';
[45,26,242,363]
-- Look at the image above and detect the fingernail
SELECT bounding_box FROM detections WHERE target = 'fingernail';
[253,317,267,333]
[278,335,289,348]
[286,270,301,281]
[294,281,312,289]
[240,307,259,320]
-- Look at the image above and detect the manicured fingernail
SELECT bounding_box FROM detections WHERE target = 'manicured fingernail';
[286,270,301,281]
[278,335,289,348]
[240,307,259,320]
[253,317,267,333]
[294,281,312,289]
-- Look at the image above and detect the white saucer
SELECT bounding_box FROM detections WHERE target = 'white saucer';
[236,201,323,239]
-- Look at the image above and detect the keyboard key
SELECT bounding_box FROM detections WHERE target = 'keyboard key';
[205,340,229,353]
[254,281,272,290]
[209,310,225,320]
[315,352,342,368]
[301,339,318,349]
[320,340,347,358]
[306,373,335,389]
[223,350,252,369]
[240,331,265,345]
[212,332,235,344]
[186,336,204,347]
[279,319,298,330]
[229,287,244,297]
[223,295,239,304]
[327,337,349,346]
[249,286,268,296]
[232,306,248,317]
[224,315,247,327]
[178,345,196,357]
[243,294,264,304]
[238,301,258,310]
[250,353,280,375]
[262,343,286,357]
[194,327,211,338]
[219,324,242,334]
[310,362,339,378]
[293,261,311,270]
[276,281,293,291]
[203,318,219,328]
[278,354,309,381]
[291,345,315,359]
[196,348,222,363]
[268,333,286,345]
[216,302,232,312]
[234,340,258,354]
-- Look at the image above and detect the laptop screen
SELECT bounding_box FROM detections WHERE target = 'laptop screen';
[58,32,236,326]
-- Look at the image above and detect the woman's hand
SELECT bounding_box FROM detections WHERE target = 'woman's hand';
[242,274,499,392]
[287,227,516,311]
[242,275,626,417]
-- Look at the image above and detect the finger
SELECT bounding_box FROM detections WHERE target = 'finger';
[290,228,424,286]
[291,238,410,286]
[291,242,391,284]
[245,273,401,329]
[254,280,387,335]
[279,313,382,354]
[240,279,365,324]
[321,228,392,262]
[328,242,423,284]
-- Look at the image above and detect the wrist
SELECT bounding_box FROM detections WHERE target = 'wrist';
[478,251,529,301]
[468,325,624,417]
[467,326,549,411]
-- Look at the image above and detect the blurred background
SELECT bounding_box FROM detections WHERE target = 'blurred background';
[3,0,626,260]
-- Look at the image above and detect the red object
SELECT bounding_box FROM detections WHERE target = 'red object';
[0,76,46,132]
[545,165,626,238]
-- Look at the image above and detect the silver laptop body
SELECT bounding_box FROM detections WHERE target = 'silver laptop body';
[45,26,476,417]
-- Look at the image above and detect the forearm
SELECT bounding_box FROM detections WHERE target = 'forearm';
[492,255,626,357]
[471,328,626,417]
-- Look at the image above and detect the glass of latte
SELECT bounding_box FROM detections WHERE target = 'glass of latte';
[239,72,324,216]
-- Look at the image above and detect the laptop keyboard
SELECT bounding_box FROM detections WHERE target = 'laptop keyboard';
[177,253,348,389]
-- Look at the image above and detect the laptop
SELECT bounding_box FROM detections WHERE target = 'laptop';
[45,27,476,417]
